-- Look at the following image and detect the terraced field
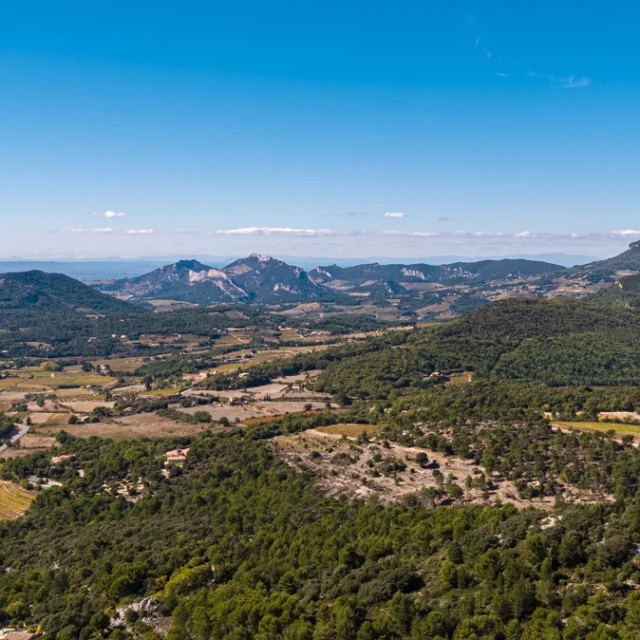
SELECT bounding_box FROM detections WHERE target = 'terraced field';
[0,481,35,520]
[317,423,381,437]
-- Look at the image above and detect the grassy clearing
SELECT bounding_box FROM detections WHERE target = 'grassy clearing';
[280,329,311,342]
[51,375,117,388]
[215,333,253,347]
[53,388,97,399]
[140,387,184,397]
[215,344,330,374]
[555,421,640,436]
[446,372,474,386]
[146,299,199,307]
[317,424,381,437]
[0,482,35,520]
[2,368,117,392]
[92,357,147,373]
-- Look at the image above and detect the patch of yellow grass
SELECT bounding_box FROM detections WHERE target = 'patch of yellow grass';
[15,381,51,390]
[215,334,253,347]
[92,357,147,373]
[45,413,72,426]
[140,387,183,397]
[555,421,640,436]
[50,375,117,389]
[317,424,381,437]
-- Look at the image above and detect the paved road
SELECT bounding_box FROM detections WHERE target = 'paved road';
[0,423,30,455]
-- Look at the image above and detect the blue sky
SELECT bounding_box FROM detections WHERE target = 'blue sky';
[2,1,640,259]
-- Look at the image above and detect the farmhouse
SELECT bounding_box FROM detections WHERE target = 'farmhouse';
[164,448,190,465]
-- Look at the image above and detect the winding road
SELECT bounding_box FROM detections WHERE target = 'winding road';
[0,423,30,455]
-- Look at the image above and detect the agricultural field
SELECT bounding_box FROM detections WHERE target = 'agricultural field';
[0,365,116,393]
[139,387,184,397]
[33,412,217,440]
[554,420,640,436]
[177,399,328,423]
[210,344,329,374]
[214,332,253,347]
[0,435,58,459]
[91,356,148,373]
[0,481,35,520]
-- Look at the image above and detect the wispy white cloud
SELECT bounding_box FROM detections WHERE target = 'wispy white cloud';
[69,227,114,234]
[470,20,591,89]
[384,212,406,219]
[213,227,338,237]
[526,70,592,89]
[613,229,640,236]
[339,211,368,218]
[562,76,592,89]
[66,227,153,235]
[43,227,640,261]
[103,210,126,218]
[208,228,640,243]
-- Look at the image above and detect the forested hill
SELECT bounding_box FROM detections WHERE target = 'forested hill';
[211,297,640,396]
[440,297,639,340]
[589,273,640,310]
[0,270,137,313]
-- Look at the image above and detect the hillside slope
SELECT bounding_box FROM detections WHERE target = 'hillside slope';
[589,273,640,309]
[0,270,136,313]
[231,297,640,396]
[568,240,640,282]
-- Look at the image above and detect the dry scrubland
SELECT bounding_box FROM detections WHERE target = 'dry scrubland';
[275,427,612,510]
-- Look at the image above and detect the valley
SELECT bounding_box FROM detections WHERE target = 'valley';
[3,254,640,638]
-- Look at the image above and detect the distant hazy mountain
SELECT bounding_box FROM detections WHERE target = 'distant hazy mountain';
[0,261,168,281]
[0,270,136,313]
[309,258,563,289]
[98,259,249,304]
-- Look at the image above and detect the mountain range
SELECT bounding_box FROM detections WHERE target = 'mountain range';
[93,254,568,305]
[4,241,640,318]
[95,255,326,304]
[88,242,640,311]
